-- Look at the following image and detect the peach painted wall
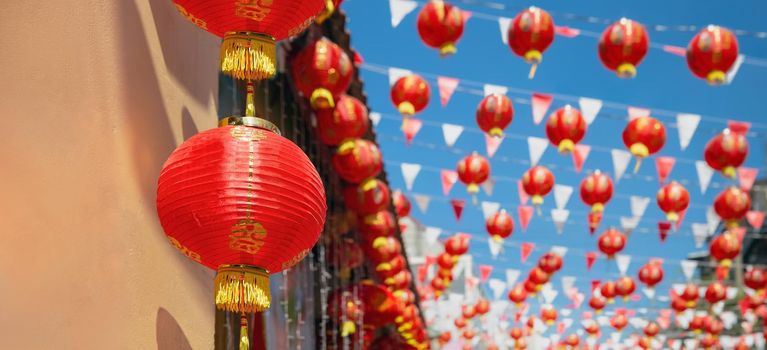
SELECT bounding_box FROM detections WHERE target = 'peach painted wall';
[0,1,224,348]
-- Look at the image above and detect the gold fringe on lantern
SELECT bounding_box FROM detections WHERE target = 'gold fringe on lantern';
[220,32,277,81]
[214,265,271,313]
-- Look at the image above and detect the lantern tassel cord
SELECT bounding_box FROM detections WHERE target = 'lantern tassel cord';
[528,64,538,79]
[633,157,642,173]
[240,314,249,350]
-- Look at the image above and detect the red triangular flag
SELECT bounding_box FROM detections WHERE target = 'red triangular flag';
[520,242,535,263]
[747,211,765,229]
[582,311,593,320]
[738,167,758,191]
[588,211,602,235]
[479,265,493,282]
[572,144,591,173]
[425,255,437,267]
[466,276,479,289]
[630,294,641,302]
[353,51,364,66]
[437,76,460,107]
[586,252,597,270]
[655,156,676,184]
[451,199,465,222]
[441,170,458,196]
[517,180,530,205]
[417,265,428,283]
[402,118,422,144]
[531,93,554,125]
[674,209,687,231]
[554,26,580,38]
[732,227,747,242]
[658,221,671,242]
[460,10,472,23]
[662,45,686,56]
[728,120,751,135]
[399,222,408,233]
[518,205,534,232]
[557,322,566,334]
[591,280,601,293]
[485,134,504,158]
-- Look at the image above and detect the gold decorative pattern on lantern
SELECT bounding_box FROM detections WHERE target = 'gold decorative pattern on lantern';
[229,219,267,254]
[235,0,273,21]
[282,249,310,270]
[168,236,202,263]
[174,4,207,29]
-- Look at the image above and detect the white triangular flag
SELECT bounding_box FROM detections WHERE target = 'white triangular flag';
[611,149,632,181]
[684,339,698,350]
[481,201,501,220]
[551,209,569,234]
[413,194,431,214]
[630,196,651,218]
[672,284,685,296]
[676,113,700,151]
[528,136,548,166]
[498,17,512,45]
[706,206,720,235]
[368,112,382,127]
[506,269,521,286]
[400,163,421,191]
[425,227,442,244]
[541,286,558,304]
[441,123,464,147]
[578,97,602,125]
[642,287,656,300]
[681,260,698,281]
[482,177,496,196]
[562,309,572,317]
[692,223,709,248]
[561,276,576,292]
[489,279,507,300]
[484,84,508,97]
[488,238,502,258]
[388,67,412,86]
[562,318,573,330]
[620,216,640,234]
[389,0,418,28]
[553,184,573,209]
[551,246,568,258]
[721,311,737,330]
[695,160,714,194]
[726,54,746,84]
[615,254,631,276]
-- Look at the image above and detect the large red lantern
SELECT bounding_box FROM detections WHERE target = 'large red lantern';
[416,1,465,56]
[714,186,751,227]
[540,307,558,325]
[476,94,514,137]
[597,228,627,258]
[538,252,563,274]
[359,211,396,241]
[644,322,660,338]
[522,165,555,206]
[656,181,690,223]
[456,152,491,195]
[599,281,618,303]
[344,179,391,215]
[704,129,749,178]
[292,38,354,110]
[444,234,470,256]
[486,209,514,241]
[680,283,700,308]
[610,314,628,332]
[598,18,649,78]
[332,139,382,184]
[156,116,326,318]
[508,284,528,306]
[745,268,767,292]
[686,25,739,85]
[390,74,431,117]
[615,276,636,301]
[545,105,587,153]
[507,7,555,78]
[173,0,324,80]
[589,296,606,313]
[316,94,369,146]
[392,190,412,218]
[622,116,666,171]
[580,170,614,212]
[638,261,664,289]
[705,281,727,304]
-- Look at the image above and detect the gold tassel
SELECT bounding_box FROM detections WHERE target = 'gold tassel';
[214,265,271,313]
[220,32,277,81]
[240,314,250,350]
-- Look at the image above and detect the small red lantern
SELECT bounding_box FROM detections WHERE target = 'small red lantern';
[474,299,491,316]
[540,307,558,325]
[745,268,767,292]
[705,318,723,337]
[610,313,628,332]
[638,261,664,289]
[462,304,476,320]
[444,234,470,256]
[343,179,391,215]
[454,317,467,329]
[590,296,607,313]
[328,281,400,330]
[456,152,491,195]
[598,18,649,78]
[700,333,719,349]
[584,322,600,337]
[292,38,354,110]
[622,116,666,171]
[599,281,618,303]
[526,316,537,331]
[328,238,364,277]
[523,279,539,295]
[366,237,402,270]
[515,338,527,350]
[332,139,382,184]
[710,232,742,268]
[597,228,627,258]
[538,252,563,274]
[680,283,700,308]
[671,295,688,313]
[476,94,514,137]
[486,209,514,241]
[522,165,555,206]
[508,7,555,78]
[173,0,324,80]
[528,267,551,287]
[431,277,447,296]
[437,252,457,270]
[416,1,465,56]
[545,105,587,153]
[644,322,660,338]
[376,255,406,281]
[580,170,614,212]
[385,270,412,291]
[656,181,690,223]
[508,284,528,306]
[390,74,431,117]
[462,329,475,340]
[509,328,524,340]
[437,267,453,282]
[637,337,651,349]
[704,129,749,178]
[315,94,369,146]
[564,334,580,347]
[687,26,739,85]
[392,190,412,218]
[615,276,636,301]
[705,281,727,304]
[359,211,396,241]
[714,186,752,227]
[438,331,452,345]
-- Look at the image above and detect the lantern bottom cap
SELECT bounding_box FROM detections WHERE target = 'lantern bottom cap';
[310,88,335,110]
[617,63,637,78]
[629,143,649,158]
[722,166,737,178]
[488,127,504,138]
[214,264,271,313]
[707,70,726,85]
[439,43,457,56]
[398,102,416,117]
[220,32,277,81]
[558,139,575,153]
[524,50,543,64]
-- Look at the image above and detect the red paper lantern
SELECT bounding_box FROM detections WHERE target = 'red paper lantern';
[638,261,664,289]
[431,277,447,295]
[598,18,649,78]
[584,322,600,337]
[610,313,628,332]
[745,268,767,292]
[705,318,723,337]
[292,38,354,110]
[514,338,528,350]
[705,281,727,304]
[507,7,555,78]
[393,289,415,306]
[454,317,467,329]
[486,209,514,241]
[173,0,323,80]
[456,152,491,195]
[366,237,402,270]
[476,94,514,137]
[540,307,558,325]
[686,25,739,85]
[474,299,491,316]
[714,186,752,227]
[637,337,651,349]
[328,281,400,329]
[538,252,563,274]
[376,255,406,281]
[671,295,688,313]
[444,234,470,256]
[564,334,580,347]
[437,252,457,270]
[328,238,364,274]
[545,105,587,153]
[704,129,749,178]
[437,267,453,282]
[523,279,539,295]
[332,139,382,184]
[528,267,550,287]
[416,1,465,56]
[622,116,666,170]
[599,281,618,303]
[392,190,411,218]
[644,322,660,338]
[390,74,431,117]
[680,283,700,308]
[359,211,396,241]
[710,232,742,268]
[385,270,412,291]
[344,179,391,215]
[656,181,690,223]
[597,228,627,258]
[462,305,476,320]
[700,333,719,349]
[589,296,606,313]
[316,94,369,146]
[522,165,555,205]
[580,170,614,213]
[509,328,524,340]
[462,329,475,340]
[508,284,528,306]
[156,119,326,315]
[526,316,537,330]
[437,331,452,345]
[615,276,636,301]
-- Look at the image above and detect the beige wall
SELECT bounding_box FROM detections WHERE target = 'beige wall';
[0,1,224,348]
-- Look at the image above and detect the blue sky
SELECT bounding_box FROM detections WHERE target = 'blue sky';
[342,0,767,338]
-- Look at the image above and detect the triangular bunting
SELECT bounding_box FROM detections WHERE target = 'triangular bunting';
[611,149,632,181]
[481,177,496,196]
[498,17,512,45]
[518,205,533,232]
[520,242,535,263]
[630,196,651,218]
[553,184,573,210]
[738,167,758,191]
[441,123,464,147]
[528,136,548,166]
[620,216,640,235]
[517,180,530,205]
[488,238,502,258]
[551,246,568,258]
[506,269,521,286]
[425,226,442,244]
[481,201,501,220]
[389,0,418,28]
[488,279,507,300]
[658,221,671,242]
[413,194,431,214]
[707,207,721,235]
[400,163,421,191]
[484,84,508,97]
[369,112,382,127]
[578,97,602,125]
[662,45,686,56]
[451,199,465,222]
[441,170,459,196]
[572,144,591,173]
[615,254,631,276]
[628,106,650,120]
[586,252,597,270]
[554,26,580,38]
[402,118,422,144]
[561,276,576,293]
[531,93,554,125]
[747,211,765,230]
[655,156,676,184]
[680,260,697,281]
[437,76,460,107]
[728,120,751,135]
[695,160,714,194]
[479,265,494,283]
[691,223,709,248]
[387,67,412,86]
[551,209,569,234]
[726,54,745,84]
[676,113,700,151]
[486,134,504,158]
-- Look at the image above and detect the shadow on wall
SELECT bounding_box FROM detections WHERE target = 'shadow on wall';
[156,307,193,350]
[182,107,199,140]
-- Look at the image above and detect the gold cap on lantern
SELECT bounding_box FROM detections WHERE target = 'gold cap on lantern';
[214,264,271,313]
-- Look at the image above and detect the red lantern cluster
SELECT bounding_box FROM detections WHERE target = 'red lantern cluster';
[292,38,354,110]
[391,74,431,117]
[416,1,466,56]
[507,7,555,78]
[598,18,649,78]
[687,26,739,85]
[545,105,587,153]
[656,181,690,223]
[522,165,555,206]
[430,234,470,298]
[456,152,491,195]
[476,93,514,137]
[622,116,667,171]
[597,228,627,258]
[704,128,749,178]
